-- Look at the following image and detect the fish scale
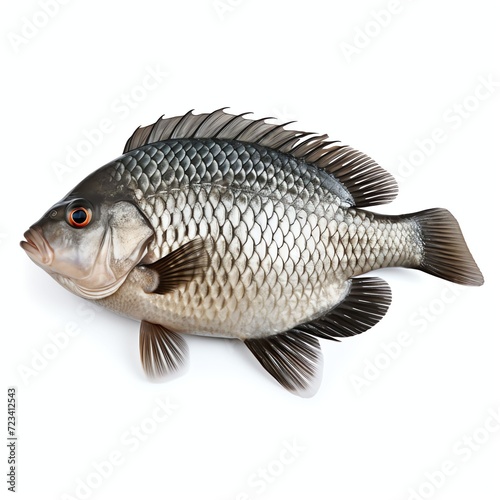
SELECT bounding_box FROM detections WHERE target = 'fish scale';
[106,138,420,339]
[21,109,483,395]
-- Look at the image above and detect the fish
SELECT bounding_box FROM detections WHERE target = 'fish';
[20,109,484,396]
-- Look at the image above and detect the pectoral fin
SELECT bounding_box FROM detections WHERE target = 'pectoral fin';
[139,321,188,378]
[143,238,208,294]
[244,332,323,397]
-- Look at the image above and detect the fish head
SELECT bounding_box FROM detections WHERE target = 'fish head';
[20,173,154,300]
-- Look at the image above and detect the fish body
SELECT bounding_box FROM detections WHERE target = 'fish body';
[100,138,415,337]
[21,109,483,395]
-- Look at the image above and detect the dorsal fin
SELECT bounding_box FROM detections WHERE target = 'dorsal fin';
[123,109,398,207]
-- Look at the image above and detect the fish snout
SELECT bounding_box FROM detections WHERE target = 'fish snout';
[20,227,54,266]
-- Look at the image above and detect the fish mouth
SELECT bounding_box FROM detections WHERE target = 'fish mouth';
[20,227,54,266]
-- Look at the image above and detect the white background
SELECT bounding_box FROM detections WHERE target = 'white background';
[1,1,499,499]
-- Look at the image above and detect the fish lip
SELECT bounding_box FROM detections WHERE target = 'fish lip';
[20,227,54,266]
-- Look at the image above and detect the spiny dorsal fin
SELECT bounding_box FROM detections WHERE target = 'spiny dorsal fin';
[123,109,398,208]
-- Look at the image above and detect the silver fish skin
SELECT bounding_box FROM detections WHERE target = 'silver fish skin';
[21,109,483,396]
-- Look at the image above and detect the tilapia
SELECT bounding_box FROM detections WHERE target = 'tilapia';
[21,109,484,396]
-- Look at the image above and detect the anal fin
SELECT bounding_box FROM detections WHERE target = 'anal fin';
[244,277,390,396]
[140,321,188,378]
[292,277,392,340]
[245,332,323,397]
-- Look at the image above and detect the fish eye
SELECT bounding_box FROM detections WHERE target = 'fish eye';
[68,207,92,228]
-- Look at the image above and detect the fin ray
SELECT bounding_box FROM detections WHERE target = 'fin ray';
[245,332,323,397]
[139,321,188,378]
[291,277,392,340]
[143,238,208,294]
[409,208,484,286]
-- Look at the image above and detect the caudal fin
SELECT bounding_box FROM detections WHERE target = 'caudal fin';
[410,208,484,286]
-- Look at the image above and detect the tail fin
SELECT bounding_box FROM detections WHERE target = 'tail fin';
[410,208,484,286]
